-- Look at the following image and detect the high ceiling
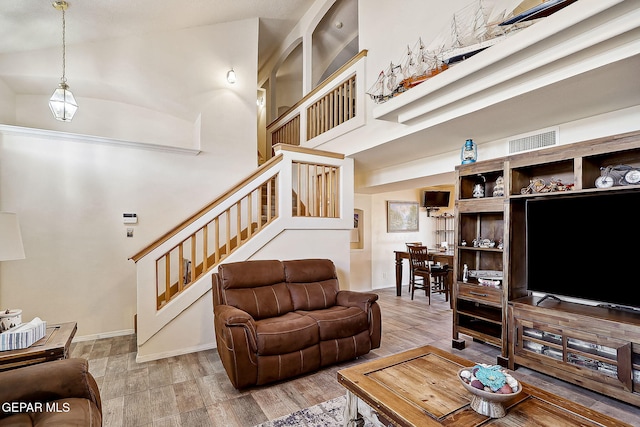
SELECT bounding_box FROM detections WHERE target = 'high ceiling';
[0,0,364,127]
[0,0,319,128]
[0,0,314,59]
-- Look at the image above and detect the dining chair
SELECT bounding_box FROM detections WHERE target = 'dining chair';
[407,245,449,304]
[405,242,422,296]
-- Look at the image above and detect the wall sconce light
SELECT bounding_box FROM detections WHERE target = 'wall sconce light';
[226,69,237,84]
[257,96,264,107]
[49,1,78,122]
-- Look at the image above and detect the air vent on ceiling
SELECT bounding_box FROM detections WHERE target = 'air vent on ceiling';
[508,128,558,154]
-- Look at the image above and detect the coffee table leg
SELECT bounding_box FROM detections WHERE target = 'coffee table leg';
[343,391,364,427]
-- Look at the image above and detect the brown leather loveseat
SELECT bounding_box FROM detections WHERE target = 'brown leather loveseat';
[0,358,102,426]
[212,258,381,389]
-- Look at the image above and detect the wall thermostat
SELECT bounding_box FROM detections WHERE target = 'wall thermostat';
[123,213,138,224]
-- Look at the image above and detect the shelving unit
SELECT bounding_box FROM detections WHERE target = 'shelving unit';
[452,130,640,373]
[452,159,515,364]
[433,213,454,247]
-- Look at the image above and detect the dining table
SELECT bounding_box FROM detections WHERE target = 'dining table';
[393,249,454,296]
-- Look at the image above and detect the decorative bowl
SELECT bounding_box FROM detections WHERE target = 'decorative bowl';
[458,366,522,418]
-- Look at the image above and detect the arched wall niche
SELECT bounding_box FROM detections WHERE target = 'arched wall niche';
[311,0,359,88]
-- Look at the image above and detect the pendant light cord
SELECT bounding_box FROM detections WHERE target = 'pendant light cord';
[61,5,66,83]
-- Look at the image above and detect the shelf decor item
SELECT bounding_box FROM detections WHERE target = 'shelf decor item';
[0,309,22,332]
[493,176,504,197]
[472,174,486,198]
[595,164,640,188]
[461,139,477,164]
[458,365,521,418]
[520,177,573,194]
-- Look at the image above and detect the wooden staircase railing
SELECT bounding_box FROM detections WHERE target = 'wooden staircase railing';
[131,145,346,312]
[154,175,278,309]
[293,161,339,218]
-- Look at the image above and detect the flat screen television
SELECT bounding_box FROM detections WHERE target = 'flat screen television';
[526,190,640,310]
[423,191,450,208]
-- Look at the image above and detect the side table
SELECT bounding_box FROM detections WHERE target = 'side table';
[0,321,77,371]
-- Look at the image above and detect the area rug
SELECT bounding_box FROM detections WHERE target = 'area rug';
[254,395,374,427]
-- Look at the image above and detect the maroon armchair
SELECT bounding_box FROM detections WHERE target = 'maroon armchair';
[212,258,382,389]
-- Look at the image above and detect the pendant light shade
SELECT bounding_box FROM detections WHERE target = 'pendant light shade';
[49,81,78,122]
[49,1,77,121]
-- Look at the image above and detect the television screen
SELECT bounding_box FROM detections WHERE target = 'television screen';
[526,190,640,309]
[423,191,450,208]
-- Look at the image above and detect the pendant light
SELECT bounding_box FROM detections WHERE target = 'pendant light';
[49,1,78,122]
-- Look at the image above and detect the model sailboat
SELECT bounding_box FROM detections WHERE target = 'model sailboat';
[367,0,579,103]
[366,39,449,104]
[441,0,531,65]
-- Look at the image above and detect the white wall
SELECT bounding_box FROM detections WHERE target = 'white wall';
[0,79,14,124]
[366,187,453,291]
[349,193,371,291]
[0,19,259,340]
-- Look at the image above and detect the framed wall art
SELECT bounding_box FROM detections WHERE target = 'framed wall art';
[387,201,419,232]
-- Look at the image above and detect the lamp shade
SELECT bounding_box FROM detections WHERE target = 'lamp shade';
[0,212,25,261]
[49,82,78,122]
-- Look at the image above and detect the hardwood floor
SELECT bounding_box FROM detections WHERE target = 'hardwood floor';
[71,286,640,426]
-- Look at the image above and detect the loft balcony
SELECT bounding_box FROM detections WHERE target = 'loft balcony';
[268,0,640,187]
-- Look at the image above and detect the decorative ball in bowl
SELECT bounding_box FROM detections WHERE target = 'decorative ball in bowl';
[458,364,521,418]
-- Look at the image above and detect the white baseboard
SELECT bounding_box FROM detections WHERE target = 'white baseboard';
[73,329,135,342]
[135,342,217,363]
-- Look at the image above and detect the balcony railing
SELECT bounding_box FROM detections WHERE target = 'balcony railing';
[307,75,356,140]
[267,50,367,158]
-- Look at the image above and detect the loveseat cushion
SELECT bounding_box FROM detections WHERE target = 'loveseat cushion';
[223,282,294,320]
[217,260,294,319]
[283,259,337,283]
[255,312,319,355]
[218,259,285,289]
[287,281,339,311]
[299,306,369,340]
[284,259,340,310]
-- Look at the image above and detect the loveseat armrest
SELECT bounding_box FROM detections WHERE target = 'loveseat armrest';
[337,291,382,350]
[337,290,379,313]
[214,304,258,353]
[0,358,101,420]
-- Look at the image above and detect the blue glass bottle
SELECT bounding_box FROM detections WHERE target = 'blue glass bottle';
[461,139,477,164]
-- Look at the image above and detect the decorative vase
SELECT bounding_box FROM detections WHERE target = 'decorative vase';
[461,139,477,164]
[472,175,486,198]
[0,309,22,332]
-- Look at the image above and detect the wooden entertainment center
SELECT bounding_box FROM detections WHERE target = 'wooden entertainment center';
[452,130,640,406]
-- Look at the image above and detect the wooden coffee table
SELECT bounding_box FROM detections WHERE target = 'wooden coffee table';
[337,345,630,427]
[0,322,76,371]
